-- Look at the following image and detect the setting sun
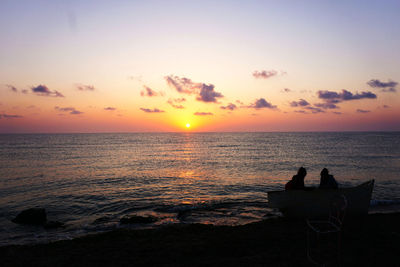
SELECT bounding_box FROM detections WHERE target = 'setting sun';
[186,123,191,128]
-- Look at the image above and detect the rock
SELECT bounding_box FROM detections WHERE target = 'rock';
[12,208,47,225]
[120,215,157,224]
[44,221,65,229]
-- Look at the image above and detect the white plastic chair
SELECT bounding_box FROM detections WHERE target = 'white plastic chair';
[307,194,347,266]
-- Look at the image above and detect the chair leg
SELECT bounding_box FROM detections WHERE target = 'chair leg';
[307,229,322,265]
[337,232,342,266]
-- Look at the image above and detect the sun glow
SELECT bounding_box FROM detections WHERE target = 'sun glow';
[186,123,191,128]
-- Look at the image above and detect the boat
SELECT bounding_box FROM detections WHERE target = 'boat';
[268,180,374,218]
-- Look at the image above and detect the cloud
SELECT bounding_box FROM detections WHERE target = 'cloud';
[220,103,237,111]
[140,86,161,97]
[6,84,18,92]
[356,109,370,113]
[367,79,397,92]
[32,85,64,97]
[55,107,75,112]
[21,89,28,94]
[55,106,83,115]
[140,108,165,113]
[165,75,197,94]
[290,99,310,107]
[282,88,291,93]
[76,84,95,91]
[292,96,339,113]
[172,98,186,103]
[333,112,342,115]
[165,75,223,103]
[304,107,325,114]
[382,105,390,109]
[236,100,244,105]
[252,70,278,79]
[314,102,339,109]
[196,84,223,103]
[194,112,213,116]
[104,107,116,111]
[249,98,277,109]
[167,98,186,109]
[294,110,307,114]
[0,113,23,119]
[128,75,143,82]
[318,89,376,101]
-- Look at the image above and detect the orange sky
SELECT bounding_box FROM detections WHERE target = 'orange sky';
[1,1,400,132]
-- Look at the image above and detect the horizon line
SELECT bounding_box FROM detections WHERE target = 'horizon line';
[1,130,400,135]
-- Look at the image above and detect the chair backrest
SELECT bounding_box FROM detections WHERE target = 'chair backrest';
[328,194,347,228]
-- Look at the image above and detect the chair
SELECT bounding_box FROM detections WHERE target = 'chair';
[307,194,347,266]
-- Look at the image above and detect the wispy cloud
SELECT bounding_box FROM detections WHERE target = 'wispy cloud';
[76,84,95,91]
[252,70,286,79]
[104,107,116,111]
[289,99,310,107]
[167,98,186,109]
[165,75,223,103]
[220,103,237,111]
[194,112,213,116]
[32,85,64,97]
[165,75,197,94]
[248,98,277,109]
[128,75,143,82]
[356,109,371,113]
[282,88,291,93]
[304,106,325,114]
[140,85,162,97]
[367,79,397,92]
[6,84,18,92]
[253,70,276,79]
[314,102,339,109]
[140,108,165,113]
[0,113,23,119]
[55,106,83,115]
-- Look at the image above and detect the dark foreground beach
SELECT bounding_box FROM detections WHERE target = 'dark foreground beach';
[1,213,399,267]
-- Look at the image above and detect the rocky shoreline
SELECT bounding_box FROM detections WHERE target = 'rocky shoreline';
[1,213,400,266]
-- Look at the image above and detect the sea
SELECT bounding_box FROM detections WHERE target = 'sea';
[1,132,400,246]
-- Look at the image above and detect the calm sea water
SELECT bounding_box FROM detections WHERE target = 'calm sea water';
[1,132,400,245]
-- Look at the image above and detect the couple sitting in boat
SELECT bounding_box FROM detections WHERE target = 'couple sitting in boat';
[285,167,338,190]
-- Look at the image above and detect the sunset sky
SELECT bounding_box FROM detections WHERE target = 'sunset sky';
[1,0,399,132]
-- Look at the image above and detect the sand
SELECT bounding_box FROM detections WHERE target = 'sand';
[1,213,400,266]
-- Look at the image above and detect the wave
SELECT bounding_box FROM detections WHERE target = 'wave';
[370,199,400,206]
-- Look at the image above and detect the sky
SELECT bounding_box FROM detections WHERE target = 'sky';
[1,0,399,132]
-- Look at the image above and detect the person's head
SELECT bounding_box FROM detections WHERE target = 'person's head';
[321,168,329,177]
[297,167,307,177]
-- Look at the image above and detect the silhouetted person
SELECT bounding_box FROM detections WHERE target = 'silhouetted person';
[319,168,338,189]
[285,167,307,190]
